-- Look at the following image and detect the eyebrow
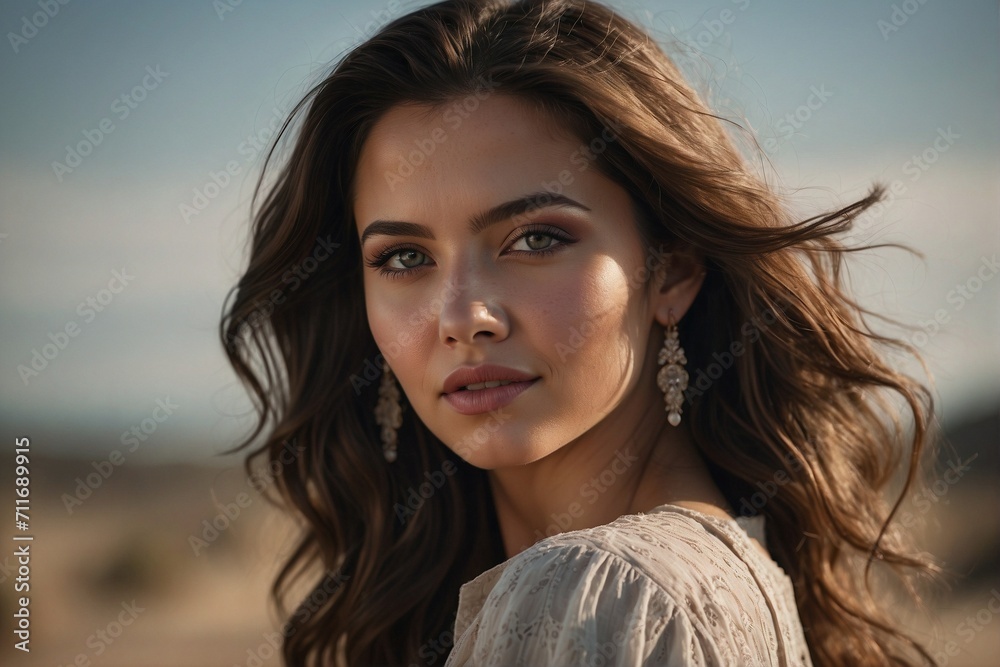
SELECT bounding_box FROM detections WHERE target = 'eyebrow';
[359,192,591,246]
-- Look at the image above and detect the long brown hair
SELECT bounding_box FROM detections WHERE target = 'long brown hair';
[219,1,945,664]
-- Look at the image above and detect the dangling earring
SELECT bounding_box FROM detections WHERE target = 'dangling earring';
[374,358,402,462]
[657,313,688,426]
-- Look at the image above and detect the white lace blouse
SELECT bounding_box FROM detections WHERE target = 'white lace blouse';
[445,503,814,666]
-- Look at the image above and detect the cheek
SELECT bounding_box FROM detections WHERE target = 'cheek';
[365,286,407,364]
[522,260,631,394]
[560,268,641,399]
[365,286,437,377]
[547,257,633,344]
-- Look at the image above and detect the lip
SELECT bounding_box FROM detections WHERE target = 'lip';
[442,378,539,415]
[441,363,540,416]
[441,364,538,395]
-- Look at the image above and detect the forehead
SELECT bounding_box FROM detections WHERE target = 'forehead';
[352,94,596,230]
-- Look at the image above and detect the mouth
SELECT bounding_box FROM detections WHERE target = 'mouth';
[442,378,539,415]
[454,379,519,392]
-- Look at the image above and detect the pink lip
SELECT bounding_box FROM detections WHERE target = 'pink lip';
[441,363,538,395]
[442,379,538,415]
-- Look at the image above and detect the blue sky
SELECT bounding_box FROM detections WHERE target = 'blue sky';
[1,0,997,462]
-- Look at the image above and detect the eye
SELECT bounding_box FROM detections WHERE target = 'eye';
[509,231,557,252]
[364,245,431,280]
[392,249,427,269]
[504,224,574,257]
[363,224,575,280]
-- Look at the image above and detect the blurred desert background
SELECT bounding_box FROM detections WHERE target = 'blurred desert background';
[0,404,997,666]
[1,0,998,665]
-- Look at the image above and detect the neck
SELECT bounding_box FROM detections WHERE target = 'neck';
[486,411,733,559]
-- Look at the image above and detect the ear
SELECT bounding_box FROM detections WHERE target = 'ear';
[650,245,706,326]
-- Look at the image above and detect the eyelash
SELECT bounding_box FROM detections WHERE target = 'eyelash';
[364,224,575,280]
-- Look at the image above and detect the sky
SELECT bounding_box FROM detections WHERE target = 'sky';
[1,0,997,463]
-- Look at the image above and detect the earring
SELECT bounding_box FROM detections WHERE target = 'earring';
[374,358,402,462]
[656,314,688,426]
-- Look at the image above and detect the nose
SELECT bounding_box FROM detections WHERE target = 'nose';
[437,276,510,347]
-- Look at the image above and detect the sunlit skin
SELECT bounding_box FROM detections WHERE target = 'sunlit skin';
[353,94,758,559]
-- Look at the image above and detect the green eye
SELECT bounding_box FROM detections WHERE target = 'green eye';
[364,223,575,280]
[517,233,556,251]
[396,249,426,268]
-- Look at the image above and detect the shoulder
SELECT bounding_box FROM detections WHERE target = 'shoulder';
[481,507,750,608]
[451,540,691,665]
[522,507,766,606]
[447,509,793,666]
[492,537,678,617]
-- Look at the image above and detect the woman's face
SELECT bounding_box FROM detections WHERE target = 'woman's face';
[354,94,686,470]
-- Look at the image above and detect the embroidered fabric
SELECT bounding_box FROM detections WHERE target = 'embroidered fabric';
[445,504,814,666]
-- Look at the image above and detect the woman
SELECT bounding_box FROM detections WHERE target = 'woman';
[219,0,944,664]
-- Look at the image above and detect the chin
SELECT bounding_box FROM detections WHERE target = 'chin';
[455,440,555,471]
[425,411,558,468]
